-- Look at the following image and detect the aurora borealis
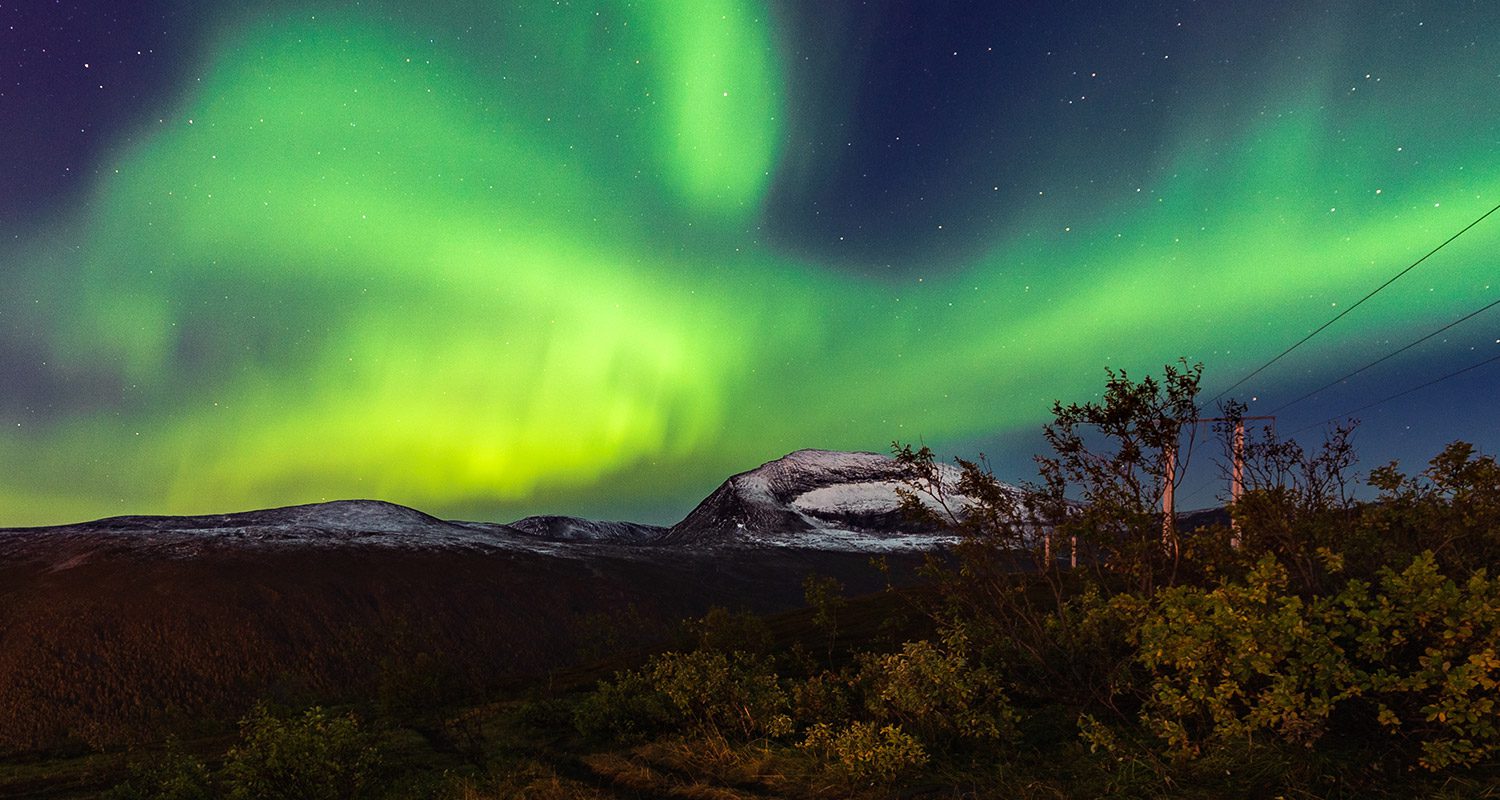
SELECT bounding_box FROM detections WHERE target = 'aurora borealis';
[3,1,1498,526]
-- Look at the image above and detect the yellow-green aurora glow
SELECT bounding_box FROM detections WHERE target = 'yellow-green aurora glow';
[3,2,1498,524]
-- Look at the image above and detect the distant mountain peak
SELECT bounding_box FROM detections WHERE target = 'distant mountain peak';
[663,448,987,550]
[0,499,537,564]
[55,499,446,534]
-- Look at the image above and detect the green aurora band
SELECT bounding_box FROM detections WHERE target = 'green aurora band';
[3,1,1498,524]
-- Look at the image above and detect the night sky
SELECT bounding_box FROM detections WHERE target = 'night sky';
[2,1,1498,526]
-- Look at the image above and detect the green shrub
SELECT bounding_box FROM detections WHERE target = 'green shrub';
[859,629,1017,746]
[791,669,855,728]
[1352,552,1500,770]
[221,704,381,800]
[104,738,213,800]
[1133,552,1500,770]
[578,650,791,743]
[799,720,928,783]
[1366,442,1500,575]
[572,669,673,743]
[644,650,792,740]
[1132,555,1352,755]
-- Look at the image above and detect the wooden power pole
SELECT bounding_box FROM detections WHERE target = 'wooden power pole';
[1162,443,1176,551]
[1170,415,1275,549]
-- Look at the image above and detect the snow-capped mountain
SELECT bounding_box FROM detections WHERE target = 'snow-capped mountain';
[664,449,990,551]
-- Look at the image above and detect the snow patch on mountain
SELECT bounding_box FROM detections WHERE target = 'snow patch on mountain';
[791,478,965,518]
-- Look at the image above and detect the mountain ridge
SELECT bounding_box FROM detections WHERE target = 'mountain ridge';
[1,448,1009,555]
[0,449,1017,752]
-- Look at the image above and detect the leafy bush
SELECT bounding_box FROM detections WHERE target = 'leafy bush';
[104,739,214,800]
[799,721,928,783]
[644,650,792,740]
[791,669,855,728]
[1133,552,1500,770]
[1366,442,1500,575]
[578,650,791,743]
[572,669,673,743]
[221,704,381,800]
[1340,551,1500,771]
[858,628,1016,745]
[1131,555,1355,755]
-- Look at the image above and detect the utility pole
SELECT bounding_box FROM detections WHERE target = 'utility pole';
[1231,418,1245,548]
[1231,418,1246,501]
[1162,443,1176,551]
[1188,415,1275,549]
[1121,414,1275,560]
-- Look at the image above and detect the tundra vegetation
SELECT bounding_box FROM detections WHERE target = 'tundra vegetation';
[25,361,1500,798]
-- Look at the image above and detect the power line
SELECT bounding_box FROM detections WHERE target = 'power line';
[1290,350,1500,436]
[1267,295,1500,416]
[1210,200,1500,404]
